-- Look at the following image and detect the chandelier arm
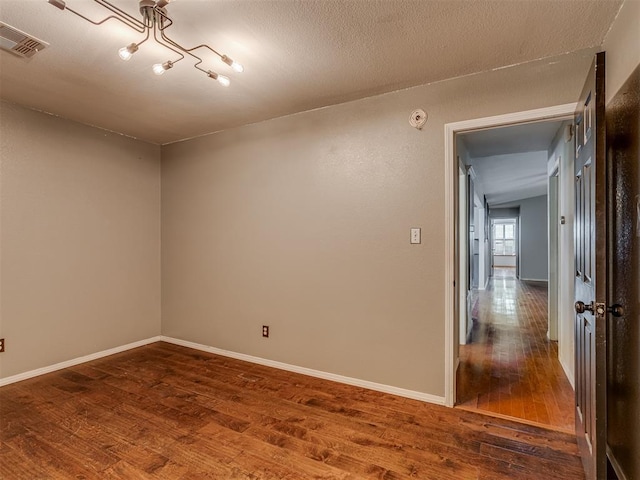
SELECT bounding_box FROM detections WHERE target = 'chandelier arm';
[153,6,174,31]
[94,0,147,29]
[193,63,207,74]
[159,33,211,78]
[154,7,223,62]
[175,44,206,74]
[136,27,151,47]
[159,31,216,77]
[64,6,145,33]
[183,44,223,60]
[159,29,200,63]
[152,24,186,63]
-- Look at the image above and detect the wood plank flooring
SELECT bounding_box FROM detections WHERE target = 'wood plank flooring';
[457,267,575,432]
[0,341,584,479]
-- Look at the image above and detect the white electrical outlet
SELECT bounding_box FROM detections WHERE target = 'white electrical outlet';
[410,228,421,244]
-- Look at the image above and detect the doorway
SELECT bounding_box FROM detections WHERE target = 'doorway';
[491,218,517,276]
[456,133,573,429]
[445,104,575,429]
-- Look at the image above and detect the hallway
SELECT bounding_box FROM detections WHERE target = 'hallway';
[456,267,575,432]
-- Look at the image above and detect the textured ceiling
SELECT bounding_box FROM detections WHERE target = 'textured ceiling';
[0,0,623,144]
[460,121,566,159]
[459,120,566,205]
[471,150,550,206]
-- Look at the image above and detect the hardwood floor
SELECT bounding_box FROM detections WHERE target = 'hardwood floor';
[457,267,575,432]
[0,341,584,479]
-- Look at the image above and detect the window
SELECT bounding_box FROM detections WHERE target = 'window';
[493,222,515,255]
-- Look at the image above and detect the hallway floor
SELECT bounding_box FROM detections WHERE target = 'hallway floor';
[457,267,575,432]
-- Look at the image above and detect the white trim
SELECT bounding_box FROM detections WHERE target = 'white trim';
[467,165,477,181]
[519,277,549,282]
[444,117,456,407]
[560,355,575,390]
[0,336,162,387]
[548,156,561,177]
[161,336,446,406]
[446,103,576,135]
[0,335,446,406]
[444,103,577,408]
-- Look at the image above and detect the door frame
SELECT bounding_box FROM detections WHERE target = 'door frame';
[548,164,560,341]
[444,103,577,407]
[458,163,469,345]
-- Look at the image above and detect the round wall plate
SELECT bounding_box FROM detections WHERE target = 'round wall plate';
[409,109,427,129]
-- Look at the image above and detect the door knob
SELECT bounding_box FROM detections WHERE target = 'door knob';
[575,301,594,314]
[607,304,625,317]
[575,301,625,317]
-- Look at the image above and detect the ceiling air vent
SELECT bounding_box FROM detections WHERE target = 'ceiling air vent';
[0,22,48,59]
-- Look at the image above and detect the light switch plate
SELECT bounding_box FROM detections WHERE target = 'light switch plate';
[410,228,421,244]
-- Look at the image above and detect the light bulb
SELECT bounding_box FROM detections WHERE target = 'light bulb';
[216,74,230,86]
[118,43,138,61]
[118,47,132,61]
[207,71,230,86]
[221,54,244,73]
[153,61,173,75]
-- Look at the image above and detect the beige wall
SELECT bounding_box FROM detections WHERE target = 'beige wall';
[162,48,597,396]
[0,102,161,378]
[603,0,640,104]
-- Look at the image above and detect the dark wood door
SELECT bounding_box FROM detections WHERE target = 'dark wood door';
[573,52,606,480]
[606,64,640,480]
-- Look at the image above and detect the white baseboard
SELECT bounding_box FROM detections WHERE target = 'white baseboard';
[519,278,549,283]
[559,355,575,390]
[160,336,446,406]
[0,336,162,387]
[0,335,447,407]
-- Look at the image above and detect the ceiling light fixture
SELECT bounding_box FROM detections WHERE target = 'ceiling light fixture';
[118,42,138,61]
[207,71,230,87]
[47,0,244,86]
[152,60,173,75]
